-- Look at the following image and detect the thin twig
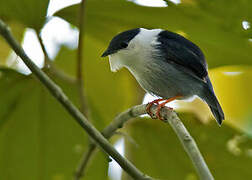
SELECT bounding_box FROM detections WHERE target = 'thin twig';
[36,31,50,66]
[74,1,91,178]
[35,30,76,84]
[76,104,214,180]
[74,143,96,180]
[76,0,87,115]
[46,64,76,84]
[0,19,152,180]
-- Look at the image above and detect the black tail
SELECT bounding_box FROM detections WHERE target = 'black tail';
[209,101,224,125]
[201,76,225,125]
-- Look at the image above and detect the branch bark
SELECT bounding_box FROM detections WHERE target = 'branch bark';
[76,104,214,180]
[76,0,87,115]
[0,19,152,180]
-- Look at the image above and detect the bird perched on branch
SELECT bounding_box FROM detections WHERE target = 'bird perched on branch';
[101,28,224,125]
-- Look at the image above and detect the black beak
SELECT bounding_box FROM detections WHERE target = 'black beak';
[101,49,116,57]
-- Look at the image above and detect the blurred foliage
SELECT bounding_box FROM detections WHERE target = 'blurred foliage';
[176,66,252,135]
[0,68,108,179]
[210,66,252,133]
[123,118,252,180]
[0,0,49,64]
[0,0,49,30]
[0,21,25,65]
[0,0,252,179]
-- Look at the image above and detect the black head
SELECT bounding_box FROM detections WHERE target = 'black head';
[101,28,140,57]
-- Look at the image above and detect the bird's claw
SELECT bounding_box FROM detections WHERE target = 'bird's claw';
[146,99,164,119]
[146,96,181,122]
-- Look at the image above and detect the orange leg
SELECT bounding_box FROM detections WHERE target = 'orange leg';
[146,98,165,118]
[156,95,182,120]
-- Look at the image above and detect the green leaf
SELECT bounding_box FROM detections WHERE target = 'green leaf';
[0,21,25,65]
[123,117,252,180]
[53,46,77,77]
[0,0,49,65]
[55,0,252,68]
[0,0,49,30]
[0,68,108,180]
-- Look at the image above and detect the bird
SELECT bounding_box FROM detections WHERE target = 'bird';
[101,28,224,125]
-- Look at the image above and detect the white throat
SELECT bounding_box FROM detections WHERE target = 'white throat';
[109,54,123,72]
[109,28,162,72]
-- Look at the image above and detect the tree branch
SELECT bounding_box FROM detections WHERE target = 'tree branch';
[74,104,147,179]
[76,104,214,180]
[35,30,76,84]
[76,0,87,115]
[157,108,214,180]
[0,19,152,180]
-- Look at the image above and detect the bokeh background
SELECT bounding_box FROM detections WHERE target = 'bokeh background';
[0,0,252,179]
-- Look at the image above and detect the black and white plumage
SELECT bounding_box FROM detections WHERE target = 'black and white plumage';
[102,28,224,125]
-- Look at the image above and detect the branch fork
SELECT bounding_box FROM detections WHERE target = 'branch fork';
[76,104,214,180]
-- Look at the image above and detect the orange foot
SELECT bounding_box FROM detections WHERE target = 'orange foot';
[146,98,164,118]
[146,95,182,121]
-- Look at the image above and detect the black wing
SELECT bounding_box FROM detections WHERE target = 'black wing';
[156,30,208,79]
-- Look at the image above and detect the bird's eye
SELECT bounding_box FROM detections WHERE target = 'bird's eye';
[120,42,128,48]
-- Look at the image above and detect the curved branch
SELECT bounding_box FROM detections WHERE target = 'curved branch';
[0,19,152,180]
[76,104,214,180]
